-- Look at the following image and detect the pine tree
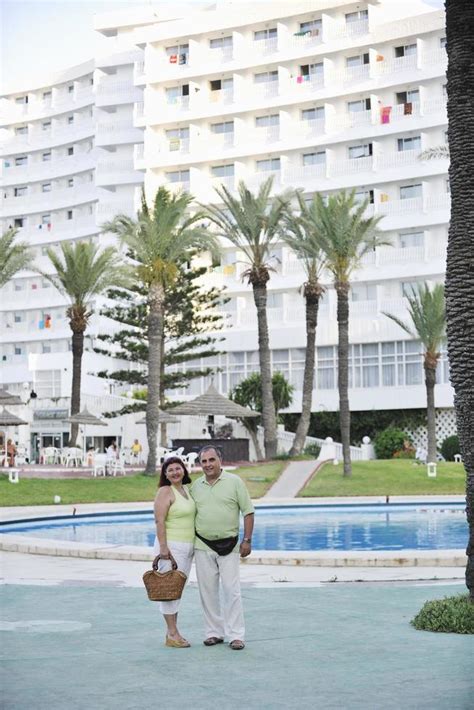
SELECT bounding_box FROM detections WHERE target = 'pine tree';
[94,263,227,418]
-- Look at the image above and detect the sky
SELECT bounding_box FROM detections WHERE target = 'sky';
[1,0,444,90]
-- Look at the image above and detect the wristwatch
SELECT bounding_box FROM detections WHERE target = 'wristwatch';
[242,537,252,543]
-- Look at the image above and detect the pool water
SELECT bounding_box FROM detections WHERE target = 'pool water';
[0,503,467,552]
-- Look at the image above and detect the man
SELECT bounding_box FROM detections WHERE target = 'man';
[191,445,254,651]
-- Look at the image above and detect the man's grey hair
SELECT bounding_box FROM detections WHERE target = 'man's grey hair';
[198,445,223,463]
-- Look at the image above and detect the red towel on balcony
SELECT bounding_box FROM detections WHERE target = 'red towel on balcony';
[169,54,177,64]
[297,75,303,84]
[380,106,392,124]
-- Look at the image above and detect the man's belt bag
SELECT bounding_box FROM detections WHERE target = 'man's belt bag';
[195,531,238,556]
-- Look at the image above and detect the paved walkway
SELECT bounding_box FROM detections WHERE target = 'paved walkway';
[1,579,471,709]
[263,458,321,498]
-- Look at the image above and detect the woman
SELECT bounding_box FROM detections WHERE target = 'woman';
[153,456,195,648]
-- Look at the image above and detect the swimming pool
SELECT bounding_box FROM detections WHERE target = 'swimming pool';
[0,503,467,552]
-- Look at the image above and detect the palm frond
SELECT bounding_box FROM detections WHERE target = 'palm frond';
[0,228,34,288]
[383,283,445,354]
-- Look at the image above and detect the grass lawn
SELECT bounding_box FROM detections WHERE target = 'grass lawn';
[300,460,466,497]
[0,462,285,507]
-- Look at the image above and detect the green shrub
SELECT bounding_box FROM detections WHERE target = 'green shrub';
[374,428,409,459]
[411,595,474,634]
[441,435,460,462]
[303,442,321,458]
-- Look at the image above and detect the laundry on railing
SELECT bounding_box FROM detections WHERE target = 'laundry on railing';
[179,53,188,65]
[293,29,319,37]
[376,54,384,61]
[380,193,389,202]
[296,75,311,83]
[380,105,392,124]
[404,102,413,115]
[169,54,177,64]
[169,138,181,151]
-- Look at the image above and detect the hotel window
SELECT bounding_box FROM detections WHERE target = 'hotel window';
[254,28,277,41]
[396,89,420,104]
[166,43,189,65]
[348,143,372,159]
[402,281,419,297]
[211,164,234,178]
[397,136,421,151]
[15,95,28,104]
[300,62,323,76]
[354,189,374,204]
[43,90,52,101]
[400,183,422,199]
[165,85,189,103]
[209,77,233,91]
[299,19,322,33]
[303,151,325,166]
[254,70,278,83]
[15,156,28,166]
[256,158,280,172]
[42,152,51,162]
[14,217,24,228]
[351,283,377,301]
[395,43,417,58]
[42,183,52,193]
[68,84,74,93]
[14,313,23,323]
[209,36,232,49]
[255,114,279,127]
[67,210,73,220]
[15,346,23,355]
[272,347,289,379]
[399,231,424,248]
[68,178,74,187]
[345,9,368,23]
[346,53,369,67]
[67,146,74,156]
[14,186,28,197]
[14,282,24,291]
[68,115,74,124]
[442,83,447,97]
[348,98,371,112]
[317,346,336,389]
[403,340,423,385]
[440,37,447,48]
[350,343,379,389]
[211,120,234,134]
[302,106,324,121]
[41,214,51,225]
[166,126,189,142]
[42,120,51,131]
[165,169,190,183]
[15,125,28,135]
[42,344,52,354]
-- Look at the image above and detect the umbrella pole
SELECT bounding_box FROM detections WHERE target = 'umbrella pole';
[83,425,86,467]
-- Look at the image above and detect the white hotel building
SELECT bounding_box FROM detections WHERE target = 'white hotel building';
[0,0,454,451]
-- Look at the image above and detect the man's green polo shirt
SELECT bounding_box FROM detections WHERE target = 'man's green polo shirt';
[190,471,254,552]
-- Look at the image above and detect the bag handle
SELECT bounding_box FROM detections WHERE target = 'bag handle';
[152,553,178,571]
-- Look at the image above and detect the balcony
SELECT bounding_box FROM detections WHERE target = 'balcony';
[330,155,373,177]
[330,19,369,40]
[285,162,327,188]
[342,63,370,86]
[2,153,96,184]
[9,218,98,244]
[2,186,98,217]
[95,159,139,186]
[253,37,279,58]
[299,118,325,140]
[95,80,143,107]
[374,53,419,76]
[245,169,282,192]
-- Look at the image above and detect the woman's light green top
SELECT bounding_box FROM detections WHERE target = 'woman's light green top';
[165,485,196,543]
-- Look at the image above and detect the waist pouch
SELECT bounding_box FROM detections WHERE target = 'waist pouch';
[195,531,238,556]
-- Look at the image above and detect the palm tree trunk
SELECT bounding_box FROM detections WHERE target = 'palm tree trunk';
[242,420,264,461]
[69,330,84,446]
[252,283,277,459]
[159,336,167,448]
[145,283,165,474]
[290,288,320,456]
[445,0,474,599]
[336,282,351,477]
[424,363,438,464]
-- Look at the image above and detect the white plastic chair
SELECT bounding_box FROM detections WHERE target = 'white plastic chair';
[64,447,83,467]
[92,453,107,477]
[109,451,126,476]
[15,445,28,466]
[157,446,172,464]
[182,451,199,472]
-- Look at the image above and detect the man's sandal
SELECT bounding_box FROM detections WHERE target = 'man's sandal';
[229,640,245,650]
[203,637,224,646]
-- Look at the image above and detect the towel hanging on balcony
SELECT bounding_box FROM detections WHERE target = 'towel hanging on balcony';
[179,53,187,65]
[376,54,384,62]
[380,106,392,124]
[404,102,412,115]
[169,54,177,64]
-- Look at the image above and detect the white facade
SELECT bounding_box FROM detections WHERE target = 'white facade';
[133,0,452,414]
[0,0,452,442]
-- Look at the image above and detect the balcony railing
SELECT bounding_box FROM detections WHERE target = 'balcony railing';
[330,155,373,176]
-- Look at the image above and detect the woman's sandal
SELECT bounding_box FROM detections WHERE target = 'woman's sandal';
[166,635,191,648]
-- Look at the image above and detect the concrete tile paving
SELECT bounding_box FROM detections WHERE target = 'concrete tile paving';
[1,583,471,710]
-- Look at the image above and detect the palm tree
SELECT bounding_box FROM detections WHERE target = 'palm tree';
[205,177,293,459]
[103,187,218,474]
[445,0,474,599]
[281,193,325,456]
[45,241,128,445]
[310,190,386,477]
[0,227,33,289]
[383,283,446,465]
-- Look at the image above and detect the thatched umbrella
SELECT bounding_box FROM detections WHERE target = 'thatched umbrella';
[0,408,27,467]
[0,388,23,406]
[170,384,259,425]
[65,407,107,461]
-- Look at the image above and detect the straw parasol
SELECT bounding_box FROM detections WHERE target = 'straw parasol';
[0,388,23,406]
[65,407,108,461]
[0,408,28,467]
[170,384,259,418]
[136,409,179,425]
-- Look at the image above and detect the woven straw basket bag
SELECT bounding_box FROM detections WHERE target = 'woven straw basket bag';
[143,554,187,602]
